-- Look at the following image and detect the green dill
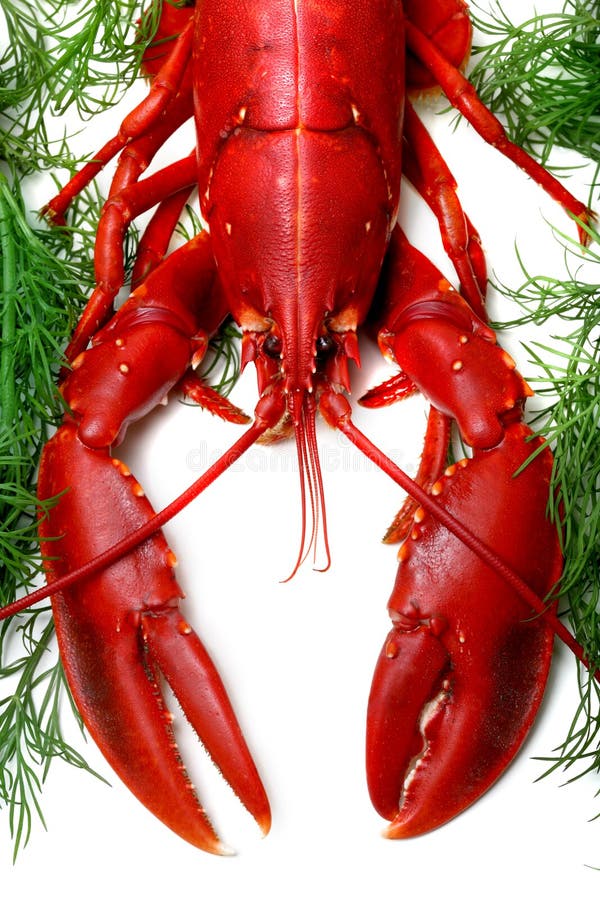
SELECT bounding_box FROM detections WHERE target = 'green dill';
[0,0,164,169]
[470,1,600,170]
[0,170,105,856]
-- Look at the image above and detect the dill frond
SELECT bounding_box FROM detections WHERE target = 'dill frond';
[0,0,162,169]
[0,170,105,855]
[470,1,600,167]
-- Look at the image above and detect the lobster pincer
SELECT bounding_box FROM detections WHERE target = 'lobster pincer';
[38,236,270,852]
[366,422,561,836]
[363,229,563,837]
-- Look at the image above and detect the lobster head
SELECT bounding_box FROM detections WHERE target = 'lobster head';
[201,124,396,418]
[192,0,405,426]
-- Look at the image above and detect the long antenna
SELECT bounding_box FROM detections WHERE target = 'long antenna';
[0,413,272,621]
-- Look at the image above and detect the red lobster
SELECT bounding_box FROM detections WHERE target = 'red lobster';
[4,0,593,853]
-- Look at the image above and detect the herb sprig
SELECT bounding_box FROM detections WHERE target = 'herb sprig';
[0,0,164,169]
[0,170,105,857]
[470,1,600,170]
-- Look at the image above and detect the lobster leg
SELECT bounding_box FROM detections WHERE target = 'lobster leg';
[93,152,198,300]
[117,13,194,137]
[66,153,198,362]
[45,91,194,226]
[403,0,472,94]
[402,100,487,317]
[131,187,195,285]
[39,235,270,850]
[107,93,195,201]
[404,17,593,239]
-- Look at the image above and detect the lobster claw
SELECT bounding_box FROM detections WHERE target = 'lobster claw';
[366,422,561,837]
[39,422,271,853]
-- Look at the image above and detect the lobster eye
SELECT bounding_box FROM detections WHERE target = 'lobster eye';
[263,333,282,358]
[315,334,335,358]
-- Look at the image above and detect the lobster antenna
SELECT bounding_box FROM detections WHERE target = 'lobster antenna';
[0,411,274,622]
[282,414,310,583]
[305,401,331,573]
[281,392,332,583]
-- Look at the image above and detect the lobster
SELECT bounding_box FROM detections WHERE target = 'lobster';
[2,0,594,855]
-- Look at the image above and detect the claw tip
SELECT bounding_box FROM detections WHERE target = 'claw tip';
[382,816,409,841]
[257,809,272,838]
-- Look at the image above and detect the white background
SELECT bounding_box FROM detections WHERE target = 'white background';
[2,1,600,896]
